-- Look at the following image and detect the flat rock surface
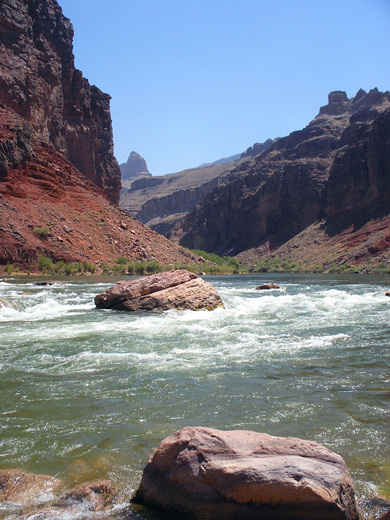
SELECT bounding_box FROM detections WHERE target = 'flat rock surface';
[133,426,359,520]
[95,270,224,311]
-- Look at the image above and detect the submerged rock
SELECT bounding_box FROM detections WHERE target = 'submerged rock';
[386,291,390,297]
[0,471,116,519]
[132,426,359,520]
[95,269,224,311]
[256,282,281,290]
[60,480,115,511]
[0,469,61,505]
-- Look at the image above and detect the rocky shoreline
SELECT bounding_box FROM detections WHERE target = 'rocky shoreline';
[1,428,389,520]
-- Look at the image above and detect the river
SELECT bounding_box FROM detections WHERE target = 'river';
[0,273,389,518]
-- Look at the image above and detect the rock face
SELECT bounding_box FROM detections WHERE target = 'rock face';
[0,470,116,518]
[95,270,224,311]
[178,89,390,267]
[0,104,203,269]
[120,160,240,237]
[0,469,61,505]
[132,426,358,520]
[241,138,278,159]
[256,283,280,290]
[0,0,120,203]
[120,151,151,185]
[60,480,115,511]
[119,144,277,238]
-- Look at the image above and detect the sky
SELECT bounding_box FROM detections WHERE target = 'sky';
[59,0,390,176]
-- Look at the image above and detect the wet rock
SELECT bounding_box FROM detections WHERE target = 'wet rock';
[95,269,224,312]
[59,480,115,511]
[256,282,280,290]
[385,291,390,297]
[132,426,359,520]
[0,469,61,505]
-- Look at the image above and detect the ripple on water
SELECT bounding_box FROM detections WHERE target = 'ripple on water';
[0,274,390,516]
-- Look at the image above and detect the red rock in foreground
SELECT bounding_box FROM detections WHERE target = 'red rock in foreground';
[95,270,224,311]
[132,426,358,520]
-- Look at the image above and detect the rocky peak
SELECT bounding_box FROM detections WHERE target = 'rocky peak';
[319,90,351,116]
[318,88,390,119]
[0,0,120,203]
[240,138,277,159]
[120,151,151,181]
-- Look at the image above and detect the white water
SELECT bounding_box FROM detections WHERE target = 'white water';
[0,274,390,518]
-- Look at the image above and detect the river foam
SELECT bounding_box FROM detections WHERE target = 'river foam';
[1,273,390,518]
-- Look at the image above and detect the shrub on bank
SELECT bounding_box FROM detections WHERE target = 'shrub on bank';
[33,227,51,238]
[36,257,95,275]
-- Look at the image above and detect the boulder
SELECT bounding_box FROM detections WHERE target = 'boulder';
[57,480,115,511]
[0,469,61,505]
[132,426,358,520]
[386,291,390,297]
[256,283,280,290]
[95,270,224,311]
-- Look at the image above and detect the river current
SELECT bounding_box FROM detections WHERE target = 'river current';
[0,273,390,518]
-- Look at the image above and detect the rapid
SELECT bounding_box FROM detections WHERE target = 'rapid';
[0,273,389,518]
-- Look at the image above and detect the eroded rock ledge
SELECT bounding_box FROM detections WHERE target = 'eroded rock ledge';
[95,269,224,311]
[132,426,359,520]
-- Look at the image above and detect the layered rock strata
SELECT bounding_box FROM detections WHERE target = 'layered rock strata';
[95,269,224,311]
[0,104,202,268]
[132,426,359,520]
[120,161,239,237]
[0,0,120,203]
[178,89,390,265]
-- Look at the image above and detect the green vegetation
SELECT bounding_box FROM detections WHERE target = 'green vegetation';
[5,263,15,275]
[37,256,96,275]
[190,249,246,274]
[33,226,51,238]
[252,257,305,273]
[5,251,389,277]
[250,257,390,274]
[101,252,247,276]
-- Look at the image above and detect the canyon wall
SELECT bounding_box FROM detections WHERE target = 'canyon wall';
[177,90,390,259]
[0,0,120,203]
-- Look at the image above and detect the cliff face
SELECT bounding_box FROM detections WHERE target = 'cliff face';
[120,161,239,236]
[0,103,201,268]
[0,0,120,203]
[178,89,390,261]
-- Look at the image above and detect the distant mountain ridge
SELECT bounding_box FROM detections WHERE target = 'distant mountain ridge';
[119,139,274,236]
[177,88,390,269]
[120,151,151,189]
[198,153,241,167]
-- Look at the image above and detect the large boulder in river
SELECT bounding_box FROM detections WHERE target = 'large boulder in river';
[256,283,280,290]
[132,426,358,520]
[95,270,224,311]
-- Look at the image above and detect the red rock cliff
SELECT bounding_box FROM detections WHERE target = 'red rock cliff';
[0,0,120,203]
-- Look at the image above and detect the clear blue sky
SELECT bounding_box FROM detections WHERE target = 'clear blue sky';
[60,0,390,176]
